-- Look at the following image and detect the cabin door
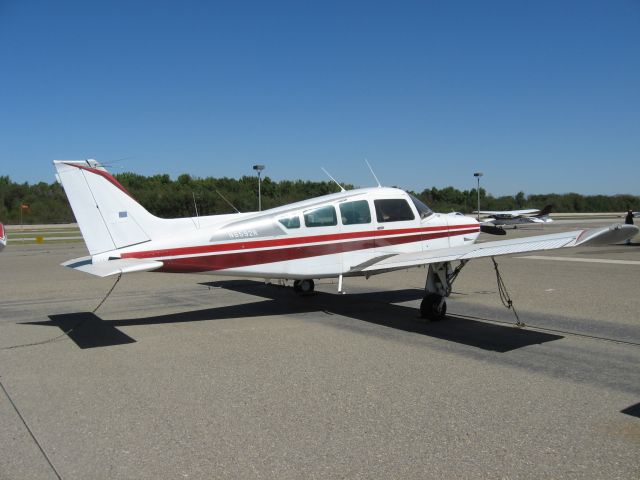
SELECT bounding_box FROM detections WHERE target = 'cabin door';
[373,197,423,255]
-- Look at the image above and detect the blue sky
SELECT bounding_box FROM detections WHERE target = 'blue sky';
[1,0,638,196]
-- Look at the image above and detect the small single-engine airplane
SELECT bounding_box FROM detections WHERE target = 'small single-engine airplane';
[54,160,637,320]
[0,222,6,251]
[477,205,554,227]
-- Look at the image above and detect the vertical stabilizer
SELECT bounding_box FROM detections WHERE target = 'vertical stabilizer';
[54,160,158,255]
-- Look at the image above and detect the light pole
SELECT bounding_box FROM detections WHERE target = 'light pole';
[473,172,483,221]
[253,164,265,211]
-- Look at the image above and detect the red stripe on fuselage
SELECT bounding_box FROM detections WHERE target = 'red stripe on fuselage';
[153,227,479,273]
[122,224,480,260]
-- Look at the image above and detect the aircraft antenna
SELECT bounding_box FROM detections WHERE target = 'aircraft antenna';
[86,156,132,170]
[101,156,134,169]
[365,158,382,187]
[321,167,345,192]
[192,192,200,228]
[215,188,241,213]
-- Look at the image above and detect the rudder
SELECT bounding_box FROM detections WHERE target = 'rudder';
[54,160,157,255]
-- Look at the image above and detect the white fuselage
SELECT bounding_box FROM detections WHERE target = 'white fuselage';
[116,188,481,279]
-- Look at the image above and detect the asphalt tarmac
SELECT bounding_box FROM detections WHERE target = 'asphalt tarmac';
[1,220,639,479]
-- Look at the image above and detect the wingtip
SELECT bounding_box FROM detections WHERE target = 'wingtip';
[576,224,639,246]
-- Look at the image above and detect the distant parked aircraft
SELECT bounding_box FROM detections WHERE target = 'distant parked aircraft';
[54,160,637,320]
[0,223,6,251]
[477,206,553,227]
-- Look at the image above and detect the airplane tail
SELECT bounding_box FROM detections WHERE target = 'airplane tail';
[54,160,165,255]
[535,205,553,217]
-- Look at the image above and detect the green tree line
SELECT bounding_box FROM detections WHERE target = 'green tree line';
[0,173,637,225]
[412,187,639,215]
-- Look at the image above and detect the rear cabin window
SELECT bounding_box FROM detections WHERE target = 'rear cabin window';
[304,205,337,227]
[339,200,371,225]
[374,199,415,223]
[278,214,300,229]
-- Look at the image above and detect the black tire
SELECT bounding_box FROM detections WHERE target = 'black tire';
[420,294,447,320]
[293,279,314,295]
[299,279,315,294]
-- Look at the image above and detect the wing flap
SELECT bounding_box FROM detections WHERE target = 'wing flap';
[62,256,163,277]
[360,224,638,273]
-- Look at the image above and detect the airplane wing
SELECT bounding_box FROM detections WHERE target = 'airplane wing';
[353,224,638,274]
[62,256,163,277]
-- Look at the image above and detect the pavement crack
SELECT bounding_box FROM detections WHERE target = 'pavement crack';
[0,377,63,480]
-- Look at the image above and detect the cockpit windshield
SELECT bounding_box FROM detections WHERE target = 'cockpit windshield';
[408,194,433,219]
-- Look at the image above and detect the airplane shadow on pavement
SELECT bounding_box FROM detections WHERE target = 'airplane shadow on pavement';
[30,280,562,351]
[202,280,562,353]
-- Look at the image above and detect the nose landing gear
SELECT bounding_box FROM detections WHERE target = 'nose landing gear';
[420,293,447,321]
[420,261,466,321]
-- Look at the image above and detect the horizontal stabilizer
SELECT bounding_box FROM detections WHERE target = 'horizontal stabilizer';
[62,256,163,277]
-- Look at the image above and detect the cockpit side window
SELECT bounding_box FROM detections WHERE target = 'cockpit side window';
[278,214,300,229]
[339,200,371,225]
[374,199,415,222]
[409,194,433,219]
[304,205,337,227]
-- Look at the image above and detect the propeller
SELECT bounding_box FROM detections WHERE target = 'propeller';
[480,224,506,235]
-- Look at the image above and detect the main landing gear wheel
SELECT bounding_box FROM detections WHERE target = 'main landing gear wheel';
[420,293,447,321]
[293,279,315,295]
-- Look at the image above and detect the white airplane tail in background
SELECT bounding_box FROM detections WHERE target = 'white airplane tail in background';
[54,160,162,255]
